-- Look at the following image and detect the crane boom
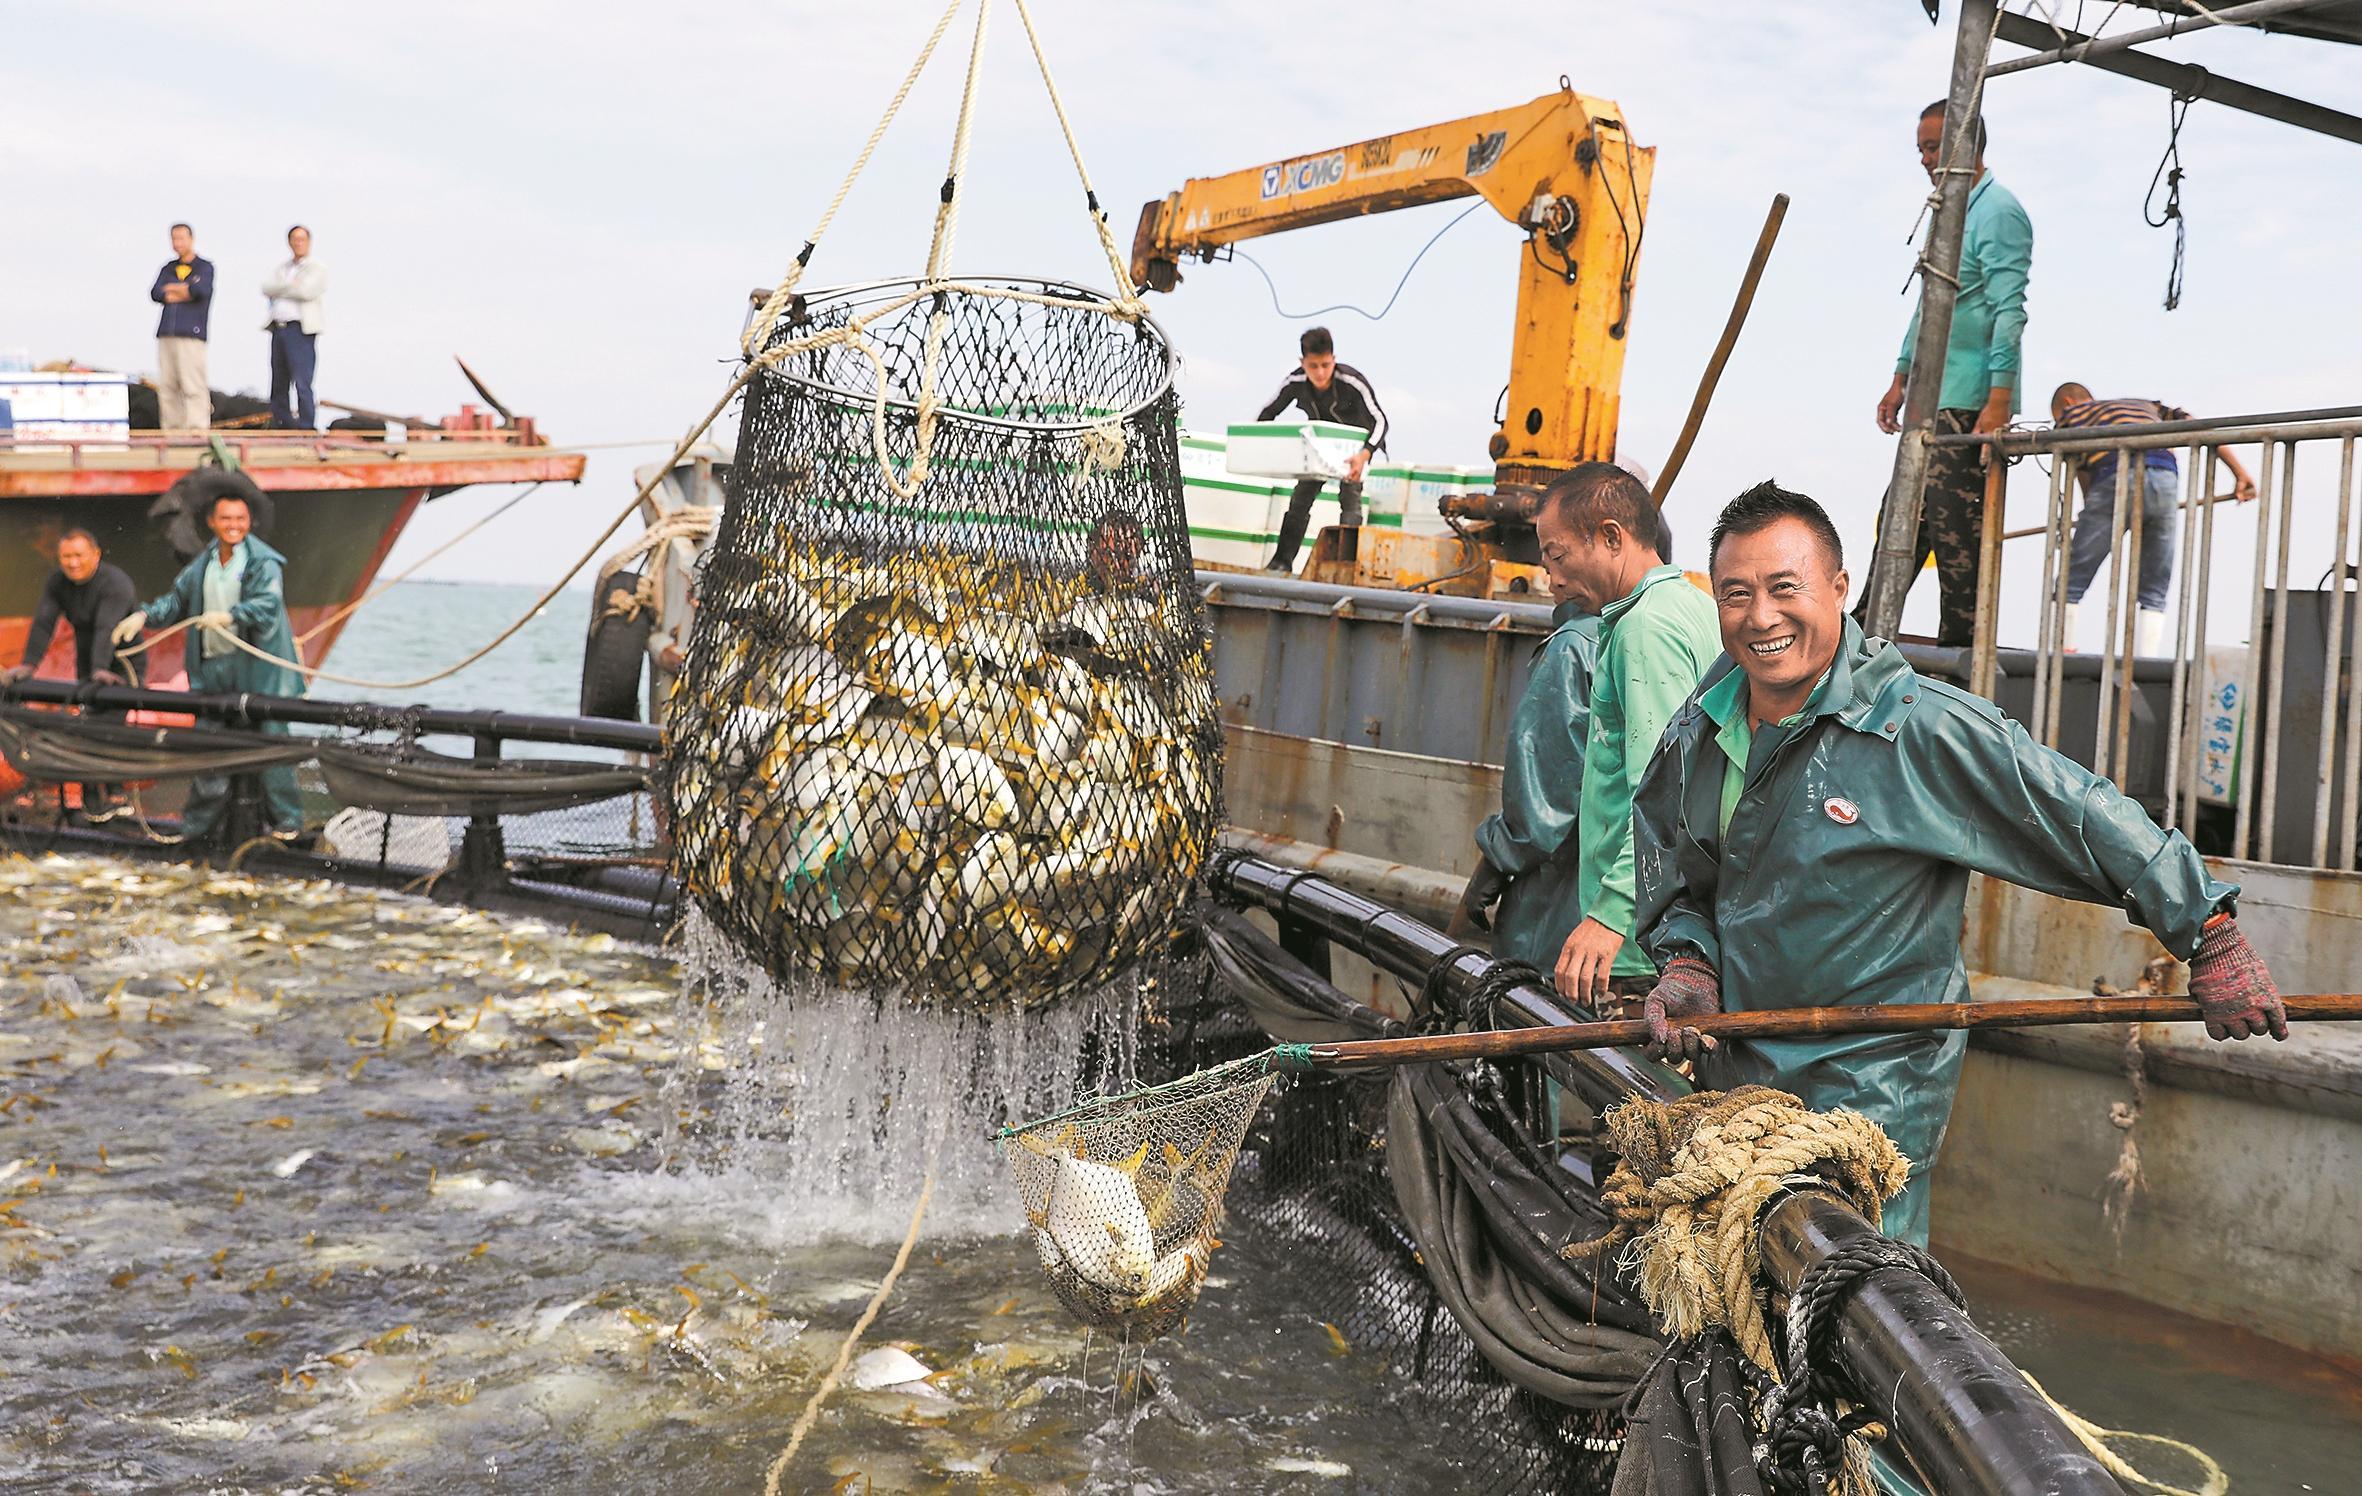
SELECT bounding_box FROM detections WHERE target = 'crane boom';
[1129,85,1653,485]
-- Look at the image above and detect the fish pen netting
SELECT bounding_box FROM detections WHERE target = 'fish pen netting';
[662,280,1220,1012]
[1154,912,1643,1496]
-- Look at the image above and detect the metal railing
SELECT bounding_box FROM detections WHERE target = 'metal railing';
[1942,404,2362,869]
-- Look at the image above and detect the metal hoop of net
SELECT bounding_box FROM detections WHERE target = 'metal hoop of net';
[1003,1051,1292,1339]
[661,277,1219,1013]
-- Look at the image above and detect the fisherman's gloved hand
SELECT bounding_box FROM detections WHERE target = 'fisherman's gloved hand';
[1448,859,1509,937]
[0,664,31,686]
[110,611,147,647]
[192,610,236,634]
[1643,956,1722,1062]
[88,669,125,687]
[2187,913,2288,1041]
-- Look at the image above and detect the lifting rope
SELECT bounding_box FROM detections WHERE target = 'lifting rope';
[114,0,1141,697]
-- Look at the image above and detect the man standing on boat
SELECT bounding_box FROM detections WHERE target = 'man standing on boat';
[1866,101,2032,647]
[150,222,214,431]
[262,225,327,431]
[1256,326,1388,573]
[113,491,307,839]
[1538,463,1721,1014]
[1630,481,2286,1247]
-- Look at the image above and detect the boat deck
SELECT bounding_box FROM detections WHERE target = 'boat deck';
[0,431,586,496]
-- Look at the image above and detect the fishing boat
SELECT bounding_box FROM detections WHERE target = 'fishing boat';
[0,418,584,682]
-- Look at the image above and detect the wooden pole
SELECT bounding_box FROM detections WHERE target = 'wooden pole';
[1304,993,2360,1069]
[1651,193,1788,508]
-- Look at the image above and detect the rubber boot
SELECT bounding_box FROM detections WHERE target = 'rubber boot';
[2137,608,2168,659]
[2058,602,2080,654]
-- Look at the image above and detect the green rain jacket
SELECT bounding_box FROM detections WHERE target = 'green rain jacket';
[140,537,307,697]
[1576,564,1722,980]
[1632,620,2235,1240]
[1474,603,1600,969]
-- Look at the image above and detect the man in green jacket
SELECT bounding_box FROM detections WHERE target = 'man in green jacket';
[114,490,308,838]
[1535,463,1721,1011]
[1451,598,1601,966]
[1632,481,2286,1246]
[1869,101,2034,648]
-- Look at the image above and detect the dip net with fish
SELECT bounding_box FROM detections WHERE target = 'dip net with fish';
[1002,1049,1284,1340]
[661,277,1219,1014]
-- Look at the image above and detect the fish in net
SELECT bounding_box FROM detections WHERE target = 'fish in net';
[1002,1051,1288,1340]
[661,277,1220,1013]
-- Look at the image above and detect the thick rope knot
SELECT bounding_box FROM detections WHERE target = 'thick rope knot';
[1564,1088,1907,1496]
[1564,1087,1909,1365]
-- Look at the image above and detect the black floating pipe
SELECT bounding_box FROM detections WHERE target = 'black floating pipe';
[1206,852,2123,1496]
[2,679,663,754]
[1211,847,1680,1109]
[1760,1193,2125,1495]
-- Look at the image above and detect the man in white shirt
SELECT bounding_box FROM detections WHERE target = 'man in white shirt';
[262,224,327,430]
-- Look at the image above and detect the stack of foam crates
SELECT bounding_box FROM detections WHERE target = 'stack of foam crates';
[0,370,131,449]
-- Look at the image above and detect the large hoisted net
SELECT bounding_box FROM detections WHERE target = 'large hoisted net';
[657,0,1219,1017]
[662,282,1213,1012]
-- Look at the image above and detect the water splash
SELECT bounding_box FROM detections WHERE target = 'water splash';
[658,910,1144,1243]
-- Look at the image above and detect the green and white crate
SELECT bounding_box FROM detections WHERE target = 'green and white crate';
[1223,420,1371,481]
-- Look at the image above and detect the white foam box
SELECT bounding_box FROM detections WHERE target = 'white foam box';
[10,418,130,446]
[1401,463,1494,537]
[1361,461,1413,526]
[1224,420,1370,480]
[0,372,129,424]
[1181,466,1287,570]
[1177,427,1231,482]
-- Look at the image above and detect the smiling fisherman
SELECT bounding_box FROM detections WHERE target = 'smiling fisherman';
[1630,481,2287,1246]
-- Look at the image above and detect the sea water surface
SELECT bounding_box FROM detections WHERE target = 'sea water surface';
[0,855,1465,1493]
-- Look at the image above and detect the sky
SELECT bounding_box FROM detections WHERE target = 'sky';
[6,0,2360,646]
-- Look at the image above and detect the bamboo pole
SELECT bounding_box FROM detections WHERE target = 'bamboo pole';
[1301,993,2356,1068]
[1651,193,1788,508]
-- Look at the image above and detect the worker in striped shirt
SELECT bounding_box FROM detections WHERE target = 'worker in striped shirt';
[2050,384,2257,656]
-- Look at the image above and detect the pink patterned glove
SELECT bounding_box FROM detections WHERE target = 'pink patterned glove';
[2187,914,2288,1041]
[1644,956,1722,1062]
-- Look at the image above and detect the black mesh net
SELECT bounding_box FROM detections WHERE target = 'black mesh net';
[661,279,1219,1012]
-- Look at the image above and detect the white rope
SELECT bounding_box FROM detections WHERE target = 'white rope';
[294,482,544,646]
[744,0,970,355]
[593,504,719,630]
[760,1149,941,1496]
[1006,0,1143,309]
[906,0,996,493]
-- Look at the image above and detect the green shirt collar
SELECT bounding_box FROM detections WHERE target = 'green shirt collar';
[1597,562,1688,626]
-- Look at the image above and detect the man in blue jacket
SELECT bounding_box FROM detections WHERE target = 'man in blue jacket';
[150,223,214,432]
[114,490,308,838]
[1869,103,2033,647]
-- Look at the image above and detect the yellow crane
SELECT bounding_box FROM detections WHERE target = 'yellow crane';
[1130,83,1654,589]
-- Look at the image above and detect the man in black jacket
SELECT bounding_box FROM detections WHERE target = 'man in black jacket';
[1256,326,1389,571]
[5,531,137,688]
[3,530,140,821]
